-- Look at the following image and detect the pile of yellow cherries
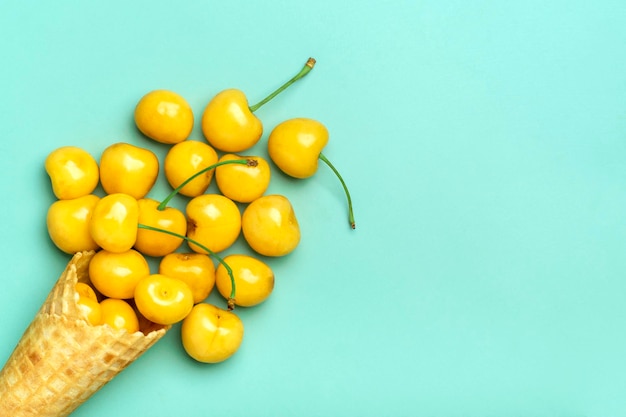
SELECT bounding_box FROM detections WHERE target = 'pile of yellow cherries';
[44,58,354,364]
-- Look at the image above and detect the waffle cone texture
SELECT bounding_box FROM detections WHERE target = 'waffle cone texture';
[0,251,168,417]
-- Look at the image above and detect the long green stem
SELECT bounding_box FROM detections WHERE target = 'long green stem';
[137,223,237,310]
[248,57,316,113]
[318,152,355,229]
[158,158,257,210]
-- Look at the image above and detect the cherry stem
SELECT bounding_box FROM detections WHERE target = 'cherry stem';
[158,158,258,211]
[137,223,237,310]
[318,152,355,229]
[248,57,316,113]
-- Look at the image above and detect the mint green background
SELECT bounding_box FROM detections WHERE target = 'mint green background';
[2,1,626,416]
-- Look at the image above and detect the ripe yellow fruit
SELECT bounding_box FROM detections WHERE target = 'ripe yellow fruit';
[100,298,140,333]
[89,249,150,299]
[134,274,194,325]
[215,154,270,203]
[215,255,274,307]
[89,193,139,253]
[99,142,159,199]
[164,140,218,197]
[201,89,263,153]
[47,194,100,254]
[76,295,103,326]
[181,303,244,363]
[45,146,99,200]
[134,89,194,144]
[135,198,187,257]
[241,195,300,257]
[186,194,242,254]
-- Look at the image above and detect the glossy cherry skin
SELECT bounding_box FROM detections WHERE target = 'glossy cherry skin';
[47,194,100,254]
[99,142,159,199]
[89,249,150,300]
[164,140,218,197]
[100,298,140,333]
[215,154,270,203]
[201,89,263,153]
[135,89,194,144]
[181,303,244,363]
[75,282,99,302]
[89,193,139,253]
[45,146,99,199]
[76,295,103,326]
[186,194,242,254]
[135,198,187,257]
[215,254,274,307]
[267,118,329,178]
[241,194,300,257]
[134,274,194,325]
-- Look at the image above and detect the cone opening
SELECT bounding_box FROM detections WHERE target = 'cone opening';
[69,251,169,337]
[0,251,170,417]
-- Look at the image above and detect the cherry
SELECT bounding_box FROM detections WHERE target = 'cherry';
[268,118,355,229]
[201,58,315,153]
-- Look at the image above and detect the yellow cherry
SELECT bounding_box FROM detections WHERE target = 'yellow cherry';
[159,253,215,304]
[76,295,103,326]
[89,193,139,253]
[164,140,218,197]
[99,142,159,199]
[135,198,186,257]
[241,195,300,257]
[181,303,244,363]
[47,194,100,254]
[134,274,194,325]
[134,89,194,144]
[100,298,140,333]
[45,146,99,200]
[89,249,150,299]
[201,58,316,153]
[186,194,241,254]
[215,255,274,307]
[201,89,263,153]
[268,118,328,178]
[75,282,99,302]
[268,118,355,229]
[215,153,271,203]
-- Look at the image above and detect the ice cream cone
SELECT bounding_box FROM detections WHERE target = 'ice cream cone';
[0,251,168,417]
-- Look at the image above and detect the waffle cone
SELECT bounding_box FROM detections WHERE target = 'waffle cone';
[0,251,168,417]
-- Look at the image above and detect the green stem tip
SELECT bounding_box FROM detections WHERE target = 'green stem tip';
[318,152,355,230]
[158,158,257,211]
[137,223,237,310]
[249,57,316,113]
